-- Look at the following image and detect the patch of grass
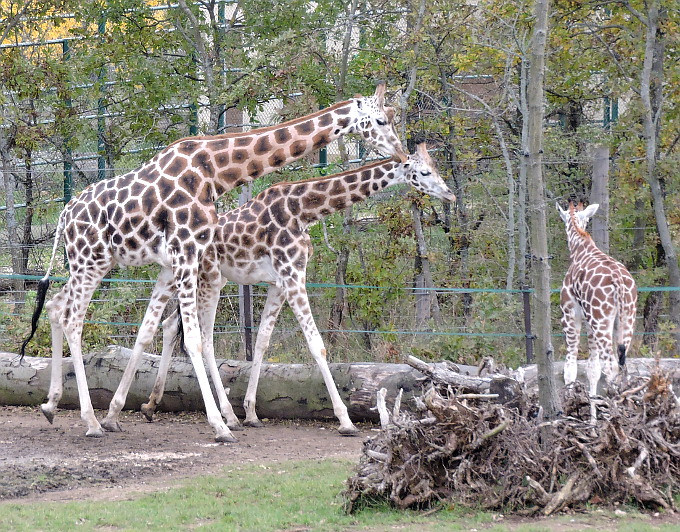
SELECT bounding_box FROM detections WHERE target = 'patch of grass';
[1,459,678,531]
[0,459,474,531]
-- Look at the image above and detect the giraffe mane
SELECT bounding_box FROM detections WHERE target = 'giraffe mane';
[168,100,354,146]
[269,159,394,189]
[569,201,591,239]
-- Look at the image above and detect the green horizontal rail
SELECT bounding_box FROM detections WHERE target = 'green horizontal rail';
[2,274,679,294]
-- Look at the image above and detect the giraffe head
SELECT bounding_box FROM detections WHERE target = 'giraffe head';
[557,201,599,236]
[351,82,408,162]
[394,142,456,202]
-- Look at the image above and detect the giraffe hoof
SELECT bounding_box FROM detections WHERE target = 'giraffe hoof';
[215,433,238,444]
[140,403,156,422]
[86,426,106,438]
[338,425,360,436]
[40,404,55,424]
[227,422,244,431]
[100,418,123,432]
[243,419,265,428]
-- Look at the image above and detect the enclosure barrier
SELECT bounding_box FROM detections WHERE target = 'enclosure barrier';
[1,273,677,365]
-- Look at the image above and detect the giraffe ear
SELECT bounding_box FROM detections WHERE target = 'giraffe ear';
[385,106,396,122]
[556,202,568,221]
[582,203,599,218]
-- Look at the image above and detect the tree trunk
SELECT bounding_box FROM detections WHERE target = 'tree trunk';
[589,145,610,253]
[2,348,678,420]
[526,0,560,420]
[0,134,26,311]
[328,206,352,344]
[412,203,441,328]
[640,1,680,355]
[517,58,529,288]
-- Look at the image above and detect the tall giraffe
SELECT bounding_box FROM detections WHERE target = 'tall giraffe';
[21,83,407,441]
[557,201,637,420]
[120,142,454,435]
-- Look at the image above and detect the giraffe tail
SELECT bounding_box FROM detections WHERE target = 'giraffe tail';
[613,269,632,369]
[175,307,188,357]
[618,343,627,368]
[19,210,66,360]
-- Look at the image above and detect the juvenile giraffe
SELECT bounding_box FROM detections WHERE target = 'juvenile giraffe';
[21,83,407,441]
[557,201,637,421]
[128,142,455,435]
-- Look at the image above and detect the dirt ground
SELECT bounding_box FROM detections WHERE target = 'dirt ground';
[1,406,679,530]
[0,405,367,503]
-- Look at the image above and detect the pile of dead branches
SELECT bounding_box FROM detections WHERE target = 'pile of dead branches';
[345,357,680,515]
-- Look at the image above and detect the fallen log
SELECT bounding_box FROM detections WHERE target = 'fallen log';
[0,345,429,421]
[1,346,679,421]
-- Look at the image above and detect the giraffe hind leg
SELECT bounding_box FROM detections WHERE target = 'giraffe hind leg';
[51,271,109,437]
[101,267,177,432]
[285,282,358,436]
[243,285,286,428]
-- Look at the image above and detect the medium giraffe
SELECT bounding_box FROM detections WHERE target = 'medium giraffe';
[123,142,455,435]
[21,83,407,441]
[557,201,637,420]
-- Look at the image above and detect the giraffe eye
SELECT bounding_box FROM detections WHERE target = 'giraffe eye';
[376,118,386,126]
[421,170,431,176]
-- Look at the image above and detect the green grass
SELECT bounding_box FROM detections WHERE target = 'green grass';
[0,460,678,531]
[0,459,474,531]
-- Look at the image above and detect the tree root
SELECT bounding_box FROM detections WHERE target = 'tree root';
[345,363,680,515]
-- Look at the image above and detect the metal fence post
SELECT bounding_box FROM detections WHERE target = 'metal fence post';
[62,39,73,268]
[97,14,107,181]
[522,286,534,363]
[238,184,254,361]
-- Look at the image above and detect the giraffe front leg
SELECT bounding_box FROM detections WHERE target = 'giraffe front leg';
[243,285,286,428]
[286,282,358,436]
[561,297,582,386]
[102,268,175,432]
[176,270,236,443]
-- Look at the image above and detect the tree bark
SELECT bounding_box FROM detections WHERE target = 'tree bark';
[0,133,25,311]
[526,0,560,419]
[0,346,441,421]
[639,1,680,355]
[517,58,529,288]
[412,203,441,328]
[328,206,352,345]
[589,145,610,253]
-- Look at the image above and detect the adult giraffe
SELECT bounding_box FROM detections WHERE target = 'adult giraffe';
[21,83,407,441]
[557,201,637,421]
[132,142,454,435]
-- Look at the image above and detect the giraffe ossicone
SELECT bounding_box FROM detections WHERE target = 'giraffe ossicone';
[557,201,637,422]
[20,83,407,442]
[133,141,454,435]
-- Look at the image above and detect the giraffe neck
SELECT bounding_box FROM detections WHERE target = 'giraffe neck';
[279,158,400,226]
[566,224,600,263]
[168,100,357,196]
